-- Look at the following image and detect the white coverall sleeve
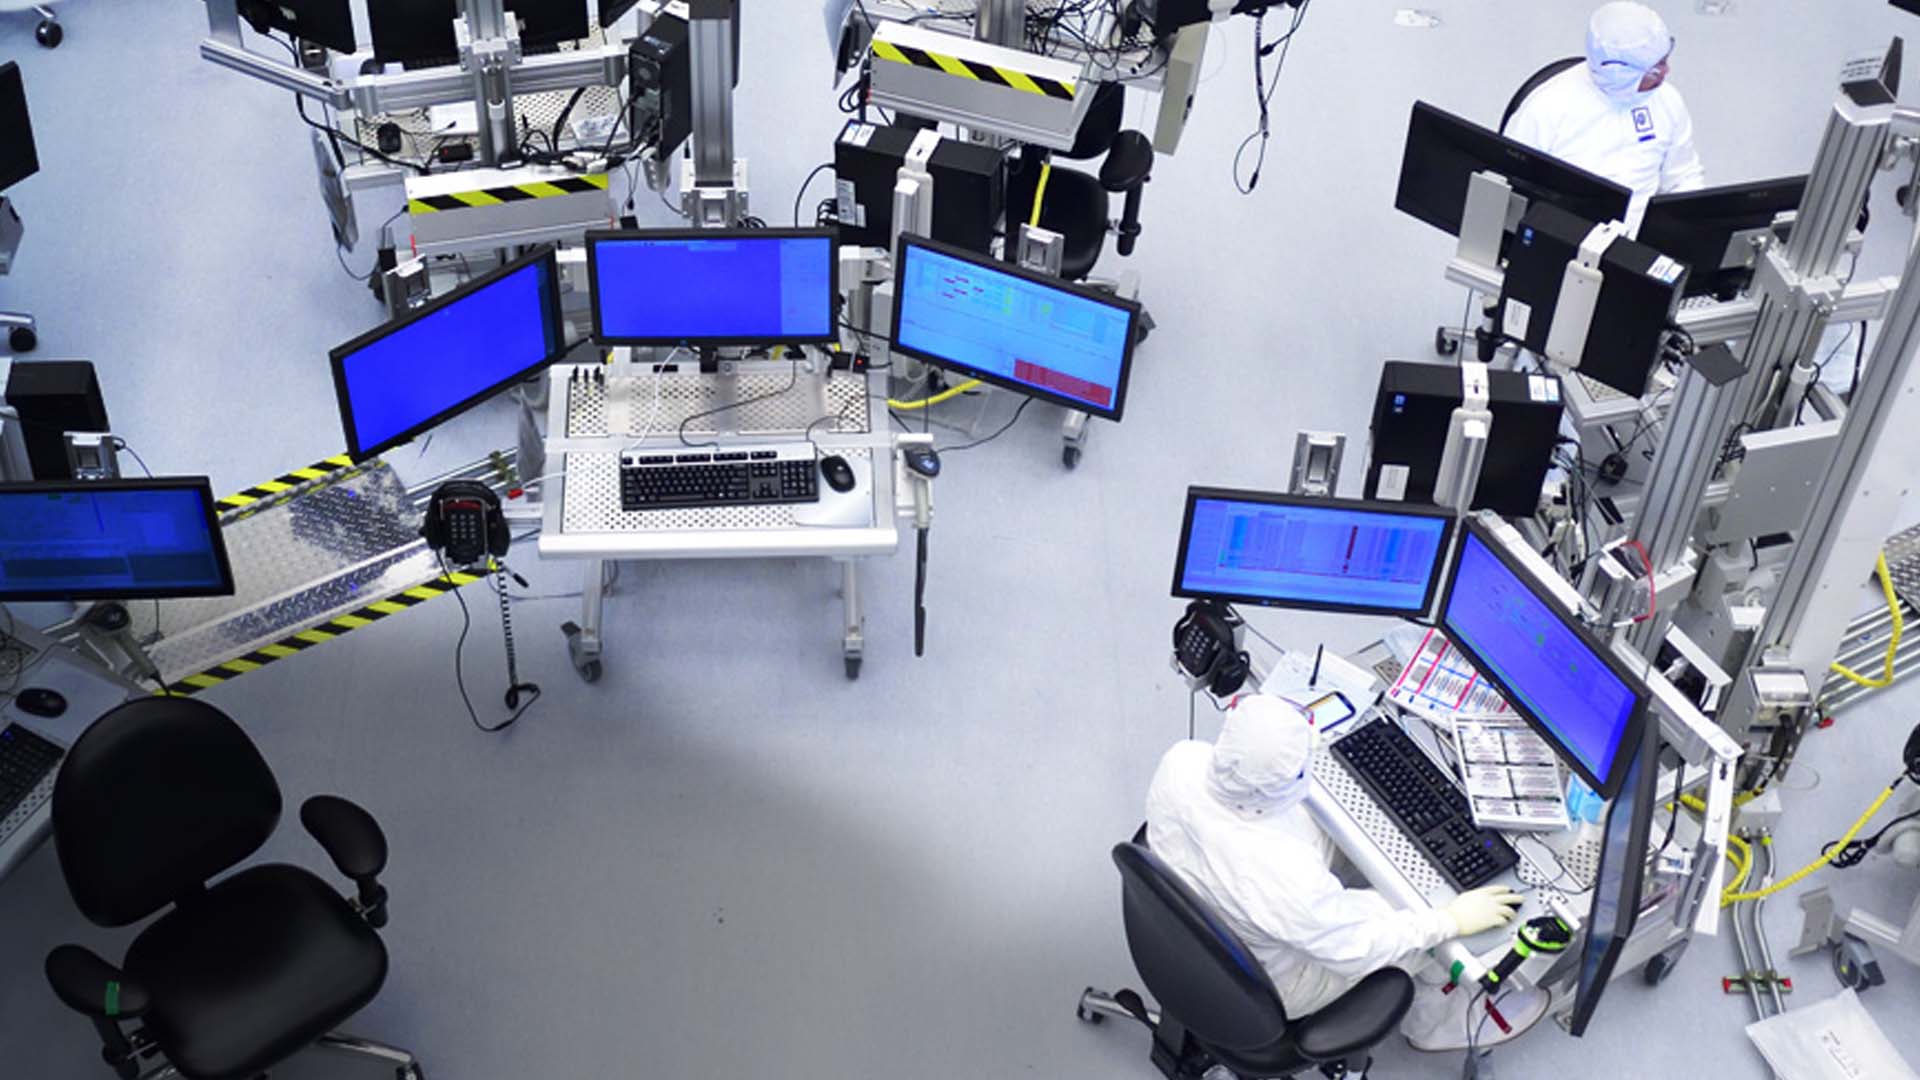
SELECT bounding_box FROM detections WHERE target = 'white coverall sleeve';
[1502,95,1556,153]
[1243,857,1459,980]
[1659,100,1706,193]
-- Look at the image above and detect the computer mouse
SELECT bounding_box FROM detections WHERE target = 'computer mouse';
[14,687,65,719]
[819,454,857,494]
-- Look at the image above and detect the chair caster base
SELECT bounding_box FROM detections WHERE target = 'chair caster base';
[36,18,61,47]
[8,325,35,353]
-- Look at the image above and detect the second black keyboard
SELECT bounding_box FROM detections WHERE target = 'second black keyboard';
[1330,719,1519,892]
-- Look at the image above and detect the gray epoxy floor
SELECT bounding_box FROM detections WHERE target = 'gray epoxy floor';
[7,1,1920,1077]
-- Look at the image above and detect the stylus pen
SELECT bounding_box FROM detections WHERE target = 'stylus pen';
[1309,644,1324,688]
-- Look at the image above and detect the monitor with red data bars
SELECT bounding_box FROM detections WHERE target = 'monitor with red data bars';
[888,234,1140,421]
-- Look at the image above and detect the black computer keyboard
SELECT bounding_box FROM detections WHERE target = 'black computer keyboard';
[0,723,63,843]
[619,446,821,512]
[1330,719,1519,892]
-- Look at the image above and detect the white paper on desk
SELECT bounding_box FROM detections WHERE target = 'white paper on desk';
[1464,764,1515,799]
[1386,628,1514,722]
[1508,765,1564,800]
[1458,730,1508,765]
[1515,800,1570,825]
[1504,732,1558,766]
[1474,797,1521,820]
[1261,646,1381,735]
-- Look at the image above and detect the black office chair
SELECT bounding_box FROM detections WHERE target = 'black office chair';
[41,698,423,1080]
[1005,81,1156,282]
[1499,57,1584,136]
[1079,841,1414,1079]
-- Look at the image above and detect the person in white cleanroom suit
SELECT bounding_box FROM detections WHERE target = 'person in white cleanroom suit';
[1145,694,1551,1052]
[1505,1,1706,235]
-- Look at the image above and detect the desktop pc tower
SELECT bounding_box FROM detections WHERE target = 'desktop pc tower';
[833,120,1005,256]
[1364,361,1564,519]
[4,360,110,481]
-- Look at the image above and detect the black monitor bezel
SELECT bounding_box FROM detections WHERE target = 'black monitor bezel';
[0,62,39,194]
[0,477,237,602]
[1639,175,1808,297]
[329,245,566,463]
[1436,516,1651,798]
[1568,719,1657,1036]
[888,233,1141,422]
[251,0,359,54]
[1395,100,1633,239]
[507,0,590,47]
[367,0,458,65]
[1170,487,1458,619]
[585,227,842,348]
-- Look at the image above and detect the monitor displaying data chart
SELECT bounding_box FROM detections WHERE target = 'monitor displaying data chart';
[586,228,838,347]
[330,246,566,461]
[1171,488,1456,617]
[889,235,1140,420]
[1438,518,1649,797]
[0,478,235,602]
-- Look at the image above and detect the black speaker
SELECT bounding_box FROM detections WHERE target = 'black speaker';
[4,360,110,480]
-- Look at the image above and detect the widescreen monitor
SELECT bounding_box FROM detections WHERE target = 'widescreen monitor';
[0,62,39,194]
[1638,176,1807,299]
[1172,488,1455,618]
[889,234,1139,420]
[1395,101,1632,239]
[329,246,566,461]
[586,228,838,347]
[0,478,235,601]
[1437,517,1649,797]
[1569,719,1657,1036]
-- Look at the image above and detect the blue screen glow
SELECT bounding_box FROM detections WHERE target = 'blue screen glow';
[336,257,560,457]
[1179,497,1449,613]
[1442,533,1639,784]
[592,234,834,342]
[0,486,227,598]
[894,243,1133,416]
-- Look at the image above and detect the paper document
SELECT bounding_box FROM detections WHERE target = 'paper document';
[1386,628,1514,723]
[1446,716,1570,832]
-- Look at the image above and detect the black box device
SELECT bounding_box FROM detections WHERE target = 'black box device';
[833,121,1004,256]
[1364,360,1564,519]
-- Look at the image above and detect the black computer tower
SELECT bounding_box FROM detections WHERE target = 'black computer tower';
[4,360,109,481]
[1364,360,1564,519]
[1498,202,1687,398]
[630,12,691,159]
[833,120,1004,256]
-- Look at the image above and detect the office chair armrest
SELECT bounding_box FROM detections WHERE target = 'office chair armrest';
[1287,968,1415,1062]
[1098,131,1155,193]
[45,945,150,1020]
[301,795,391,927]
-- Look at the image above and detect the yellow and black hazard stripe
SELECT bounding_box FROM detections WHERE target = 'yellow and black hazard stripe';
[870,40,1076,100]
[408,174,611,215]
[219,453,362,522]
[162,570,483,696]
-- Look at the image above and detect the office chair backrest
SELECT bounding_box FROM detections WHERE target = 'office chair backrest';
[53,698,283,927]
[1067,81,1127,161]
[1113,842,1290,1052]
[1499,56,1584,135]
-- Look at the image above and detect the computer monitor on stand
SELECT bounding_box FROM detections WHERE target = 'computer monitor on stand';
[1394,101,1633,242]
[329,246,567,461]
[0,478,235,602]
[889,234,1141,421]
[1637,176,1808,299]
[1568,716,1658,1036]
[1172,488,1456,619]
[586,227,839,371]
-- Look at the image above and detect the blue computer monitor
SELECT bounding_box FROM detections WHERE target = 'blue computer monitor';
[0,478,234,601]
[329,246,566,461]
[1438,517,1649,797]
[1569,718,1656,1036]
[1172,488,1456,617]
[889,234,1140,420]
[586,228,839,347]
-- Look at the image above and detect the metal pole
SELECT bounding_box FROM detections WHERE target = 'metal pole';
[687,0,737,188]
[975,0,1025,49]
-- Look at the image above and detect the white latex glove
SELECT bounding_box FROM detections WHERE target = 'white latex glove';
[1445,885,1523,937]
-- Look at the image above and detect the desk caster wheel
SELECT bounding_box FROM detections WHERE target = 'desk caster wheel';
[1062,445,1081,470]
[578,660,602,684]
[1835,937,1885,991]
[561,621,602,683]
[1643,944,1684,985]
[398,1065,425,1080]
[36,19,61,47]
[8,326,35,353]
[844,655,862,680]
[1434,325,1459,357]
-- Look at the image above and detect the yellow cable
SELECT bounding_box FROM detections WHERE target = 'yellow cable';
[1721,784,1899,905]
[1830,552,1902,689]
[1723,835,1751,896]
[888,379,982,411]
[1030,162,1053,228]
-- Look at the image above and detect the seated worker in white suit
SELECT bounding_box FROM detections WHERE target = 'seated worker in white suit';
[1505,1,1706,235]
[1145,694,1550,1052]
